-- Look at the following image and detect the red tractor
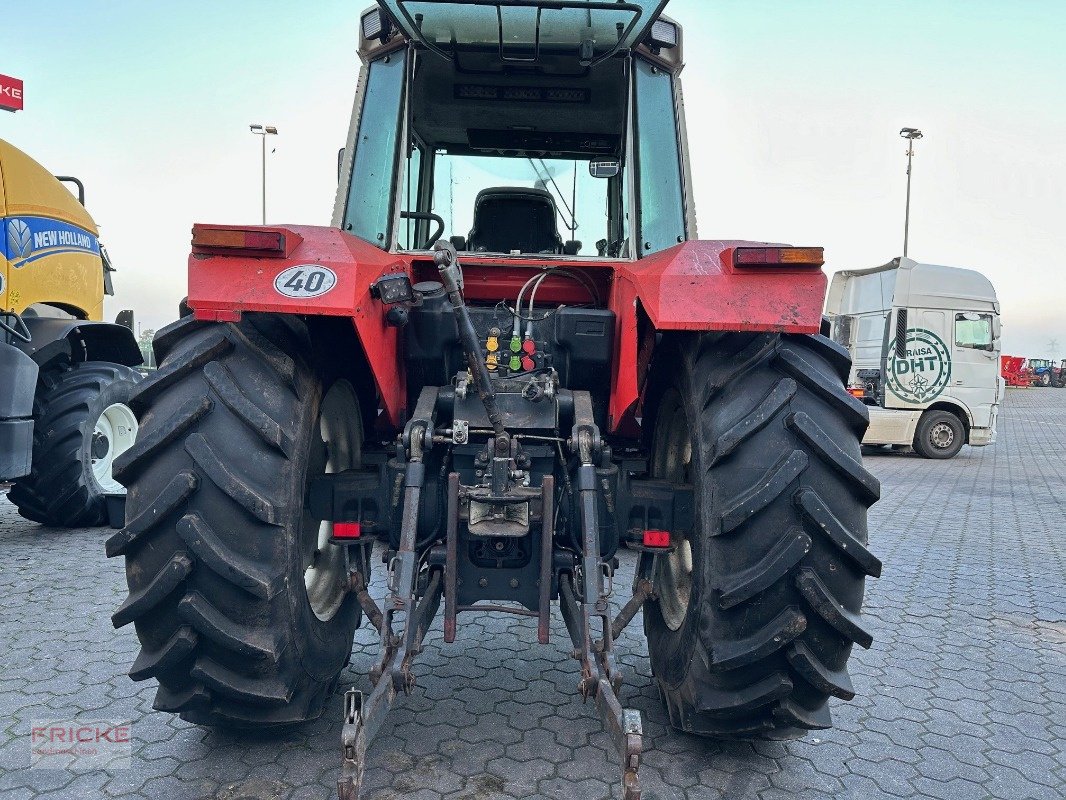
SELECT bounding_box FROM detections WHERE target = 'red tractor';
[107,3,880,798]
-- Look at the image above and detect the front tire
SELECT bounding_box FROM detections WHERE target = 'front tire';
[9,361,141,527]
[106,314,362,727]
[643,332,881,737]
[913,410,964,459]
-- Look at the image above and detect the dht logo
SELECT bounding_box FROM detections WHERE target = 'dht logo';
[7,218,32,259]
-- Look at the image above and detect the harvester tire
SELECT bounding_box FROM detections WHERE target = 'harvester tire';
[106,313,363,728]
[642,332,881,738]
[9,361,141,527]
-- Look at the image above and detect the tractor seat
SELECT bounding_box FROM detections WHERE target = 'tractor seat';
[467,187,563,255]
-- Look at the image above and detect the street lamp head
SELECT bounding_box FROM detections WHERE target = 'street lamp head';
[250,124,264,132]
[265,126,279,135]
[900,127,923,140]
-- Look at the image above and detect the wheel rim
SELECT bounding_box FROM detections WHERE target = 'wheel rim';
[303,381,362,623]
[91,403,138,494]
[651,391,694,631]
[929,421,955,450]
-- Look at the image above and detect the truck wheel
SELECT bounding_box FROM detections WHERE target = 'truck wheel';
[913,410,964,459]
[106,314,362,727]
[9,362,141,527]
[643,332,881,737]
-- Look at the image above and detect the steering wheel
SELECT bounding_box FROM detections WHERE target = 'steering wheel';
[400,211,446,249]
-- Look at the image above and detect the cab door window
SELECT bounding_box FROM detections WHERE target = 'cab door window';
[342,52,408,248]
[633,58,686,255]
[955,313,993,351]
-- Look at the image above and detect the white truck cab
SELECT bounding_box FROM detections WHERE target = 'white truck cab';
[826,257,1002,459]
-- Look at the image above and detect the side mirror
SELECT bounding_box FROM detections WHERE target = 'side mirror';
[115,310,135,331]
[589,159,620,179]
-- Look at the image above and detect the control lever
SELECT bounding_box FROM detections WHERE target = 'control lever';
[433,241,506,439]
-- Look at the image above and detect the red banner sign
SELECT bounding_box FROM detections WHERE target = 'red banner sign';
[0,74,24,112]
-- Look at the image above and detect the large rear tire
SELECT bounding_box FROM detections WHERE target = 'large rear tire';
[643,332,881,737]
[106,314,362,727]
[9,361,141,527]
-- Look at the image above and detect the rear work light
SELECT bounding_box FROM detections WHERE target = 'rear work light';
[847,387,865,398]
[733,246,825,269]
[191,224,299,258]
[361,7,392,42]
[646,19,679,50]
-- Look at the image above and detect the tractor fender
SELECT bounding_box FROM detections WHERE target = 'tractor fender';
[608,240,827,432]
[186,224,406,427]
[12,317,143,371]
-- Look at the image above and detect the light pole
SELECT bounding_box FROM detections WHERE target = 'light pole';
[249,124,278,225]
[900,127,922,258]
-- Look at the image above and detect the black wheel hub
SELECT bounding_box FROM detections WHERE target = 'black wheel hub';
[91,431,110,461]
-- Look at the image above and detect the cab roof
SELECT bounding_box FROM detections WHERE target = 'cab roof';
[377,0,669,64]
[827,257,999,315]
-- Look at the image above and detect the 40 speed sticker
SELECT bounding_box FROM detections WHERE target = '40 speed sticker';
[274,265,337,299]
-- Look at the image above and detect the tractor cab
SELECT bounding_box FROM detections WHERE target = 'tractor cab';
[334,0,690,261]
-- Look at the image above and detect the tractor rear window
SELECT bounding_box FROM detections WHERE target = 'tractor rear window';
[423,154,610,257]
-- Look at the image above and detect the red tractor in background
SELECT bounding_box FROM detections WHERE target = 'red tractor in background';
[106,3,881,797]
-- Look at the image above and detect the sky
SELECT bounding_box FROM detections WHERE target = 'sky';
[2,0,1064,356]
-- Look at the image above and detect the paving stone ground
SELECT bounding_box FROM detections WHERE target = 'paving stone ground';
[1,388,1063,800]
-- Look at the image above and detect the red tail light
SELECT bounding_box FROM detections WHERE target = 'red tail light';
[733,246,824,269]
[642,529,671,548]
[333,522,361,539]
[191,224,300,258]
